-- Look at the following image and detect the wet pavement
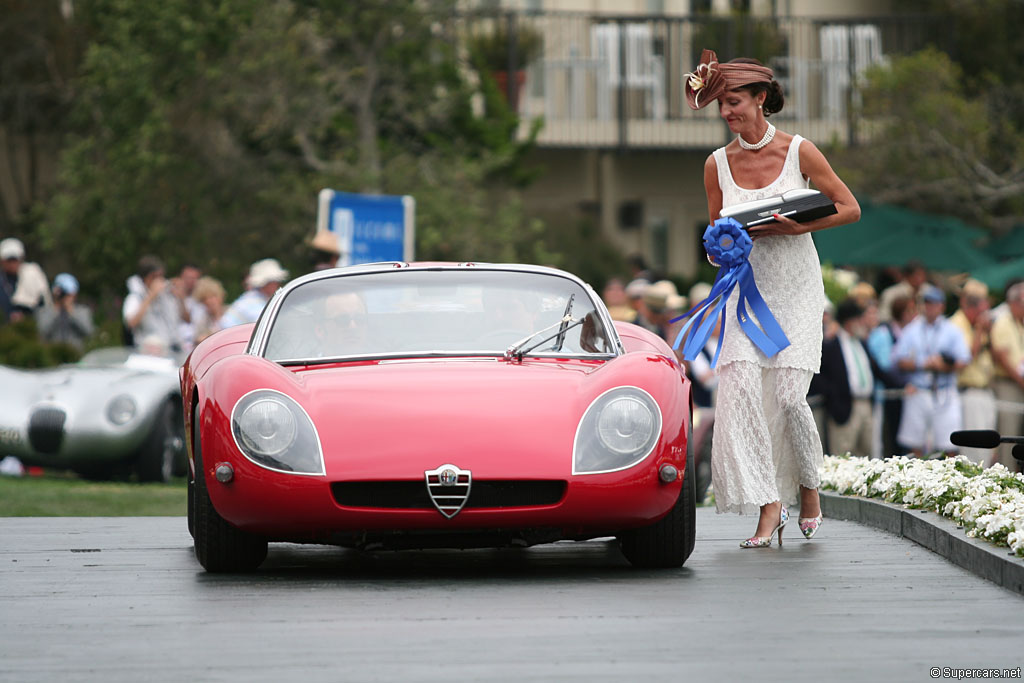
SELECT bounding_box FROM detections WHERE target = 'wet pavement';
[1,509,1022,682]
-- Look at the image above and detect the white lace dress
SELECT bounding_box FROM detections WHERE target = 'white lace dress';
[709,134,825,515]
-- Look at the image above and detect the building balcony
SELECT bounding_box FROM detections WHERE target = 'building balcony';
[466,11,943,150]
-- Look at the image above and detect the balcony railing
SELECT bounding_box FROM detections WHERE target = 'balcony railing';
[462,11,945,150]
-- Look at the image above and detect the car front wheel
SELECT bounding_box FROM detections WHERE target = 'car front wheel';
[192,415,267,572]
[618,453,696,568]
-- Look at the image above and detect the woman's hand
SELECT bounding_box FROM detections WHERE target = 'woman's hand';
[747,213,805,240]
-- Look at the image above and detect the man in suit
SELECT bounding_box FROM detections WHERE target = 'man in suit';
[812,298,899,457]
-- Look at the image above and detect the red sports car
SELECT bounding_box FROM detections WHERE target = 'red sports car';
[182,263,694,572]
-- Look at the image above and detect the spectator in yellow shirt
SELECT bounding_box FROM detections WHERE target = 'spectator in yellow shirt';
[990,282,1024,470]
[949,278,995,464]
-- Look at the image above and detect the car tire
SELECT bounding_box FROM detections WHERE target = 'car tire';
[134,399,179,483]
[187,473,195,539]
[192,415,267,572]
[618,453,696,569]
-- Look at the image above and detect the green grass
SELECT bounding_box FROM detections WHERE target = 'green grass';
[0,473,187,516]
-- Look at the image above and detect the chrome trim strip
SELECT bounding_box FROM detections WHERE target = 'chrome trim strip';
[278,351,617,366]
[377,357,500,365]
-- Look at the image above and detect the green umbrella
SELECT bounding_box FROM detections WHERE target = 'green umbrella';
[969,256,1024,293]
[983,226,1024,260]
[813,201,995,271]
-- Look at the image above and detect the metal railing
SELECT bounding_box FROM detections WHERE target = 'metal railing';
[461,11,946,150]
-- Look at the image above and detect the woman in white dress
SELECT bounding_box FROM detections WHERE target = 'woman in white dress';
[685,50,861,547]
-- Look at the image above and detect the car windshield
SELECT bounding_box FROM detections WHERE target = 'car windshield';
[261,269,616,362]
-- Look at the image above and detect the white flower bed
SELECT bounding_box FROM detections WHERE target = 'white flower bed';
[821,455,1024,557]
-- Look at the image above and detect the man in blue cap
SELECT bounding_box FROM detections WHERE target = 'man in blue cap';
[37,272,94,351]
[890,284,971,457]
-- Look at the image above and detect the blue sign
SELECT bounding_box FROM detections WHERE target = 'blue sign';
[316,189,415,266]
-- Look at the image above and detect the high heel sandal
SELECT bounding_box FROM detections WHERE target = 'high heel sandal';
[739,505,788,548]
[799,514,823,539]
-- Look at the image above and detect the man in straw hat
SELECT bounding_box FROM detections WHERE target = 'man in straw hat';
[310,230,342,271]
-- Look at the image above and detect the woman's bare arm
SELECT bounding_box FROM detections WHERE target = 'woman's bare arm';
[747,139,860,239]
[704,154,723,223]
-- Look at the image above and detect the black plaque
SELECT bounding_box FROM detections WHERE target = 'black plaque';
[720,189,837,228]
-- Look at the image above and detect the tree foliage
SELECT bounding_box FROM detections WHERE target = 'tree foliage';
[834,0,1024,233]
[38,0,555,299]
[833,47,1023,232]
[0,0,85,235]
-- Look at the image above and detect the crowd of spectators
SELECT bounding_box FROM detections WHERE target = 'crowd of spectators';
[0,232,298,362]
[602,255,1024,473]
[807,271,1024,470]
[802,269,1024,471]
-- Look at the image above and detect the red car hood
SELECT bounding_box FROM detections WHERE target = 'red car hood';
[287,357,662,481]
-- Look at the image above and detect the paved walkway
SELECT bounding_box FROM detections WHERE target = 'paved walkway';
[1,509,1022,682]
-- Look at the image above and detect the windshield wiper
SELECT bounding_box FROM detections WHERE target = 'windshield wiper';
[553,293,574,352]
[504,315,585,361]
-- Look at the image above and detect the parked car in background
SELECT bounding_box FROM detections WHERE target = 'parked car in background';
[183,262,695,572]
[0,347,185,482]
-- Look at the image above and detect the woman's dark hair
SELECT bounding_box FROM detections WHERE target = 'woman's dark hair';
[890,294,913,323]
[728,58,785,116]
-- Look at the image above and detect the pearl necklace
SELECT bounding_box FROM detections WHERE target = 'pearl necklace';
[737,122,775,151]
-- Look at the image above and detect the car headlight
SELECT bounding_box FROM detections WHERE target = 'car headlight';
[573,387,661,474]
[231,390,323,475]
[106,395,137,425]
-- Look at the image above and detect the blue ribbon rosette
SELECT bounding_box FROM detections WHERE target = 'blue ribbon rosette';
[670,217,790,367]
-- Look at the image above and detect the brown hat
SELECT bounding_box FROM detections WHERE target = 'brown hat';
[309,230,341,255]
[644,280,687,313]
[959,277,989,300]
[685,49,774,110]
[848,281,877,306]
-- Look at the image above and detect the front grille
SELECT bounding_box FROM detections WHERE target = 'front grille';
[28,406,66,454]
[332,480,567,510]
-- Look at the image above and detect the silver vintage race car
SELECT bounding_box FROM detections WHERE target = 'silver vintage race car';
[0,347,186,482]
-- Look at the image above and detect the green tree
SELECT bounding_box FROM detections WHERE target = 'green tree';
[0,0,85,240]
[907,0,1024,203]
[42,0,279,297]
[832,1,1024,234]
[834,47,1023,232]
[40,0,551,300]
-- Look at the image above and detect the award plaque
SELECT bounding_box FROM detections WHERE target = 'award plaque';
[720,189,837,228]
